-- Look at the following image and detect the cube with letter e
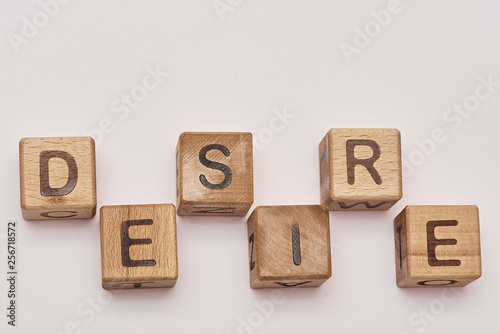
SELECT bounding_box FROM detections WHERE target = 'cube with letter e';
[100,204,178,289]
[19,137,96,220]
[394,205,481,287]
[319,128,402,211]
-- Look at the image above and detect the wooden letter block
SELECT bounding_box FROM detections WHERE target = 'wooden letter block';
[394,205,481,288]
[319,128,402,211]
[247,205,331,288]
[100,204,178,289]
[176,132,253,216]
[19,137,97,220]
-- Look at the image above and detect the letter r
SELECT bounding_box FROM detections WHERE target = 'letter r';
[346,140,382,185]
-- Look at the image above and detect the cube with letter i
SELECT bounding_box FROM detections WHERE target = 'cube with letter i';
[19,137,97,220]
[176,132,254,216]
[100,204,178,289]
[319,128,402,211]
[247,205,332,288]
[394,205,481,287]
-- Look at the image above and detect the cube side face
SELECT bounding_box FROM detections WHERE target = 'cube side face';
[394,208,409,286]
[19,137,97,220]
[323,129,402,211]
[177,132,254,216]
[248,208,258,287]
[396,205,481,288]
[100,204,178,290]
[319,133,333,209]
[248,205,332,289]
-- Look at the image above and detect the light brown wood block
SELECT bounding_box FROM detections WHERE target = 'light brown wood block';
[19,137,97,220]
[319,128,402,211]
[394,205,481,288]
[247,205,331,288]
[176,132,253,216]
[100,204,178,290]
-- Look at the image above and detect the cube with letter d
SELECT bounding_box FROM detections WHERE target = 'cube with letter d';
[394,205,481,287]
[319,128,402,211]
[100,204,178,289]
[19,137,96,220]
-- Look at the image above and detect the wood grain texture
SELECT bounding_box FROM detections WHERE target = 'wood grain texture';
[100,204,178,290]
[176,132,253,216]
[319,128,402,211]
[394,205,481,288]
[19,137,96,220]
[247,205,331,289]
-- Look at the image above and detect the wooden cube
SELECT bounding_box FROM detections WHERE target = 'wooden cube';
[19,137,97,220]
[319,128,402,211]
[100,204,178,289]
[176,132,254,216]
[247,205,331,288]
[394,205,481,288]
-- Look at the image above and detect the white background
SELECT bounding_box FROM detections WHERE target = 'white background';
[1,1,500,333]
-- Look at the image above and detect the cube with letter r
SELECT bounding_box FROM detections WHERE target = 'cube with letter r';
[319,128,402,211]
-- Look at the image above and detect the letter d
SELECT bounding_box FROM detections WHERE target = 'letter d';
[39,151,78,196]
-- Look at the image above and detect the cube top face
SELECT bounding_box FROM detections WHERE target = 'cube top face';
[100,204,178,289]
[395,205,481,288]
[248,205,332,288]
[19,137,97,220]
[320,128,402,211]
[176,132,254,216]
